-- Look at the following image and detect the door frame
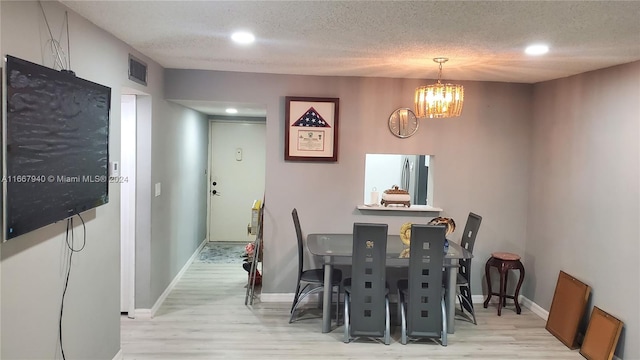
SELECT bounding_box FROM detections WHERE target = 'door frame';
[120,94,136,317]
[206,120,213,242]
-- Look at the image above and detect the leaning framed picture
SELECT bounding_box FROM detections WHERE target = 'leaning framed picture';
[580,307,623,360]
[285,96,339,162]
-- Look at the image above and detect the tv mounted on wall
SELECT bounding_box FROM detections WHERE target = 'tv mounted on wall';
[3,55,111,240]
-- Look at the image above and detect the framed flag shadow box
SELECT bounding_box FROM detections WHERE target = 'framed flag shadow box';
[284,97,339,162]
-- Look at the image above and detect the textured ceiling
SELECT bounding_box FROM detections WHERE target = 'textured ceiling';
[60,0,640,115]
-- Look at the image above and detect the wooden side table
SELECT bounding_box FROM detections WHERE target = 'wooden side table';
[483,252,525,316]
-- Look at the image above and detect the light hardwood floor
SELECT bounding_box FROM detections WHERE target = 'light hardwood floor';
[121,262,584,359]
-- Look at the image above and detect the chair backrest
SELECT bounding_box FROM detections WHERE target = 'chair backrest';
[460,212,482,253]
[458,212,482,282]
[406,224,446,337]
[350,222,388,338]
[292,208,305,279]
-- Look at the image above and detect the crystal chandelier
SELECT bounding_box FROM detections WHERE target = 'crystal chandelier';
[414,58,464,118]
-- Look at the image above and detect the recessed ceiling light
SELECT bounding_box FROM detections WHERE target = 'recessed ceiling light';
[231,31,255,45]
[225,108,238,114]
[525,44,549,56]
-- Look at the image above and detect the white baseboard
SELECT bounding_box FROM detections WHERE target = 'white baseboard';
[470,294,550,321]
[520,295,549,320]
[112,349,123,360]
[133,308,152,320]
[133,238,207,318]
[259,293,293,302]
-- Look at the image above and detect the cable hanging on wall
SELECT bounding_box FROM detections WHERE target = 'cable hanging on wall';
[58,213,86,360]
[38,0,71,71]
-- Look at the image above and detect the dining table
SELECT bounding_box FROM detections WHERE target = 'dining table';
[306,233,472,334]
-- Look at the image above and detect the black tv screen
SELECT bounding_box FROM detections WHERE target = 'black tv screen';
[4,55,111,240]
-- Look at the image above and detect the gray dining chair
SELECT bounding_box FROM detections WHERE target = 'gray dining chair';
[456,212,482,325]
[397,224,447,346]
[289,208,343,325]
[343,222,390,345]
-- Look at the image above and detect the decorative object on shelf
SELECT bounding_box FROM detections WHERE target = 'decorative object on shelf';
[414,58,464,118]
[381,185,411,207]
[284,96,339,162]
[369,187,379,206]
[388,108,419,138]
[428,216,456,235]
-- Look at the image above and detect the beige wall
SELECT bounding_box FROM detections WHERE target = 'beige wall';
[527,61,640,359]
[165,69,533,301]
[165,62,639,359]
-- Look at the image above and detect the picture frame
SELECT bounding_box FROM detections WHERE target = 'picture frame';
[580,307,623,360]
[545,270,591,349]
[285,96,339,162]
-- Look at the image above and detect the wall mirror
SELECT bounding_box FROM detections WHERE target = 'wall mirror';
[364,154,434,206]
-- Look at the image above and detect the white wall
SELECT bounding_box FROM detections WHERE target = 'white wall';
[527,62,640,359]
[0,1,208,358]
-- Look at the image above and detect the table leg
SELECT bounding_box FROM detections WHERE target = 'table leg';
[321,260,333,333]
[447,261,456,334]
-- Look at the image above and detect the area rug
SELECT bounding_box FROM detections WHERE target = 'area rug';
[196,241,247,264]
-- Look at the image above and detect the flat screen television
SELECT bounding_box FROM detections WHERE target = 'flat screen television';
[4,55,111,240]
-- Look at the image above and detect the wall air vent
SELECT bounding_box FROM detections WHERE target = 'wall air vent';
[128,54,147,86]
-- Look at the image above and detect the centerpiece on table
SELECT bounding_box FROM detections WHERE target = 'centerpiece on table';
[399,217,456,258]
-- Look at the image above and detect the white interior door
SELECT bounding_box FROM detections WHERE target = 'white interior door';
[208,121,266,242]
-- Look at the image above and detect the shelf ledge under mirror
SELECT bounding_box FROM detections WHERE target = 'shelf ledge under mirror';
[356,205,443,213]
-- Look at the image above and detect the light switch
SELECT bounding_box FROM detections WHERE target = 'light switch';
[155,183,161,197]
[109,161,120,177]
[235,148,242,161]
